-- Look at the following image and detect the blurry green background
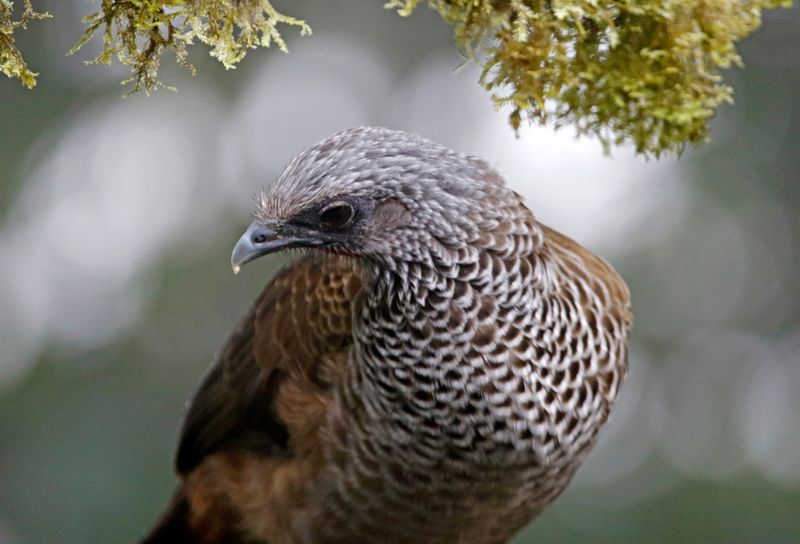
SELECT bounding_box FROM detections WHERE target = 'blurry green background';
[2,2,799,543]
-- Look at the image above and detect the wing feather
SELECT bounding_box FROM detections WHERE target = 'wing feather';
[175,254,361,475]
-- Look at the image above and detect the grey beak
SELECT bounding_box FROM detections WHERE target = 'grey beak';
[231,221,322,273]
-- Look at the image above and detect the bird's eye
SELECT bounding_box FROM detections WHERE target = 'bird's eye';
[319,203,354,228]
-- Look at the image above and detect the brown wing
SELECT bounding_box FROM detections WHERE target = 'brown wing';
[176,253,361,474]
[142,254,361,544]
[540,224,632,408]
[541,224,632,330]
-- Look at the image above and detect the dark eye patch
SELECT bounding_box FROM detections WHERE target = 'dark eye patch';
[319,202,354,228]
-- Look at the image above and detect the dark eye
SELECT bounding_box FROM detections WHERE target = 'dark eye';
[319,202,354,228]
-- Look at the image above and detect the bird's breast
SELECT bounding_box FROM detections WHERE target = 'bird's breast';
[302,248,628,543]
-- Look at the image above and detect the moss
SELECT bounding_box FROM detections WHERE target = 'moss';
[0,0,50,88]
[1,0,793,156]
[69,0,311,94]
[388,0,793,156]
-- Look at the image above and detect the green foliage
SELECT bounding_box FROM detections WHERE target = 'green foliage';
[388,0,793,156]
[69,0,311,94]
[0,0,50,88]
[0,0,793,155]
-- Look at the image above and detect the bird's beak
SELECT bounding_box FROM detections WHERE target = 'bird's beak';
[231,221,322,274]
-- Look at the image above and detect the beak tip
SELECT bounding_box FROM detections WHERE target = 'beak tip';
[231,220,316,271]
[230,221,277,273]
[230,235,252,274]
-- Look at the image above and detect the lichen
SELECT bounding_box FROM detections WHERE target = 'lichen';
[69,0,311,94]
[1,0,793,156]
[388,0,793,156]
[0,0,50,88]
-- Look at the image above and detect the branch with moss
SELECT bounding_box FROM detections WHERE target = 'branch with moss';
[0,0,50,88]
[388,0,793,156]
[0,0,794,156]
[69,0,311,94]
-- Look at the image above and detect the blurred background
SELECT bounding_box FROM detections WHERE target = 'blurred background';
[1,1,799,543]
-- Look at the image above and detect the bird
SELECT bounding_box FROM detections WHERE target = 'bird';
[141,126,632,544]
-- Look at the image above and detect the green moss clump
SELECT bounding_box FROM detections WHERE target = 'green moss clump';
[388,0,793,156]
[0,0,50,88]
[70,0,311,94]
[1,0,793,157]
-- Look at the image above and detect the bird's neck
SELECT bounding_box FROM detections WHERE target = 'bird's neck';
[348,218,554,454]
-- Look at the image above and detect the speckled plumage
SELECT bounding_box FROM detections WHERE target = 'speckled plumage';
[143,127,632,544]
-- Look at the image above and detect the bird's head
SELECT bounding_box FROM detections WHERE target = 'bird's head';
[231,127,534,273]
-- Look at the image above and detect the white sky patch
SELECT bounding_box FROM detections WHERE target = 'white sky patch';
[0,91,224,384]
